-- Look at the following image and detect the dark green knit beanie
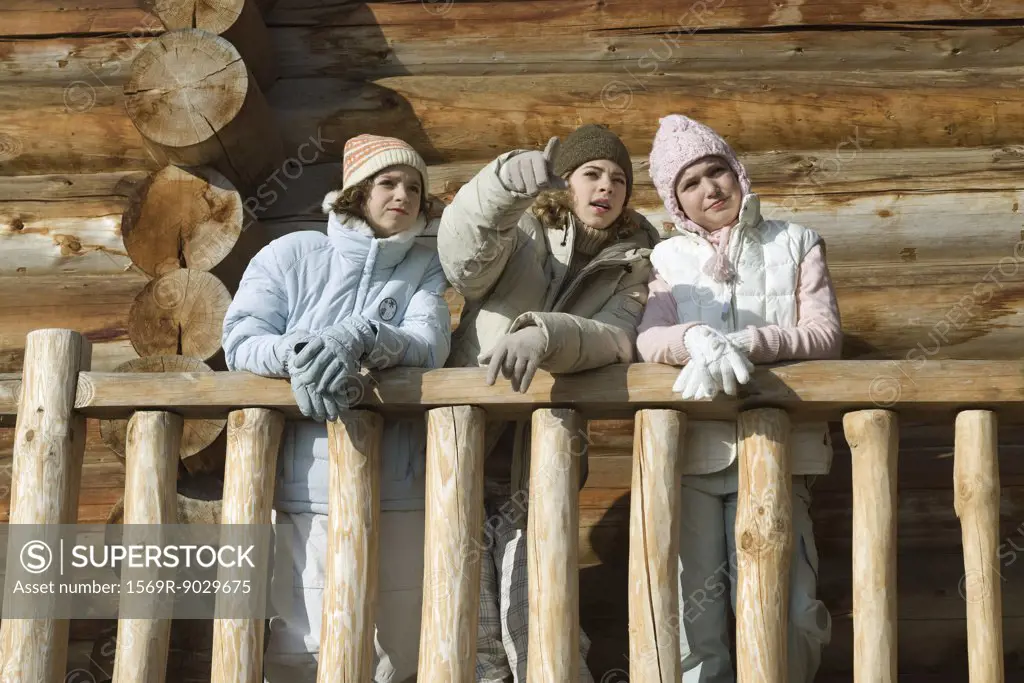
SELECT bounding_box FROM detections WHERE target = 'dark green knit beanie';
[552,123,634,203]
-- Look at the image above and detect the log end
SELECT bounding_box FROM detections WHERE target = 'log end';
[124,29,249,149]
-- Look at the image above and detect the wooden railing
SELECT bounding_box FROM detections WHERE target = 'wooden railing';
[0,329,1011,682]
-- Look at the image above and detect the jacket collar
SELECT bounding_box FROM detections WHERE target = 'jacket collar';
[327,211,426,268]
[556,208,659,265]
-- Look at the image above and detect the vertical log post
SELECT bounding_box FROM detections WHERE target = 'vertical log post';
[210,408,285,683]
[0,329,90,682]
[527,408,583,683]
[628,409,685,683]
[418,406,486,682]
[735,408,792,683]
[318,411,383,683]
[844,409,898,683]
[954,410,1004,683]
[112,411,183,683]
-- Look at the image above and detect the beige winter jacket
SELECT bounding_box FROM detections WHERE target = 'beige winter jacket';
[437,152,658,504]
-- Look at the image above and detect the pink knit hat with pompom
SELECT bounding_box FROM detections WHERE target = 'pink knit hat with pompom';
[648,115,752,281]
[649,115,751,233]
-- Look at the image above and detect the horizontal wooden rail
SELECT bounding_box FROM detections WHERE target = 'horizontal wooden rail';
[4,360,1024,422]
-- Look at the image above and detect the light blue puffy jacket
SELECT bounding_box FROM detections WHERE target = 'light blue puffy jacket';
[222,211,451,514]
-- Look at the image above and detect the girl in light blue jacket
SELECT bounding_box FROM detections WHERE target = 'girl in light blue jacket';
[222,134,451,683]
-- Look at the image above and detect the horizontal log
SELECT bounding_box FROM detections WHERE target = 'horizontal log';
[0,171,149,202]
[66,361,1024,422]
[0,37,150,85]
[257,147,1024,221]
[2,260,1024,375]
[0,342,137,377]
[1,197,133,274]
[266,0,1020,31]
[652,190,1024,265]
[0,100,154,175]
[267,69,1024,164]
[273,25,1024,78]
[0,1,160,38]
[0,376,18,426]
[8,24,1021,91]
[0,275,146,372]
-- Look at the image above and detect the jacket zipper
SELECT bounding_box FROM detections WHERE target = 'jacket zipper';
[551,249,643,312]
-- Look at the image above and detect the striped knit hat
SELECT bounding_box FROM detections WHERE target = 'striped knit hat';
[341,134,429,191]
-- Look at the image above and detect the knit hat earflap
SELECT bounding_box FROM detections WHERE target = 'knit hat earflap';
[322,134,429,213]
[553,124,634,204]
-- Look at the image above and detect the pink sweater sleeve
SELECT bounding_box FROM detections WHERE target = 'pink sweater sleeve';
[744,243,843,362]
[635,274,701,365]
[636,243,842,365]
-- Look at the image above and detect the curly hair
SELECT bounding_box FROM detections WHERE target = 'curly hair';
[530,188,636,238]
[328,174,429,219]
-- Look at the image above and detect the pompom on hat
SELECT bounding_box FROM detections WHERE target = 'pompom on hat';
[323,134,429,212]
[648,115,751,234]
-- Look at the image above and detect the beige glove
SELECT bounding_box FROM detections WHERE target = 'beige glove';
[497,137,568,196]
[479,326,550,393]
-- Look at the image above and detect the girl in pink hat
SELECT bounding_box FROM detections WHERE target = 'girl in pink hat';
[637,115,841,683]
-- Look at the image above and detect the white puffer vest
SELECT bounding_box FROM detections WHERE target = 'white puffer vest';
[650,194,833,476]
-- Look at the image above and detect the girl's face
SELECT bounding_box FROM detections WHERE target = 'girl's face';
[363,165,423,237]
[674,156,742,232]
[567,160,628,230]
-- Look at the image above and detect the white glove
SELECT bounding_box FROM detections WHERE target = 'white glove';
[673,361,719,400]
[714,346,754,397]
[676,326,755,399]
[674,326,729,400]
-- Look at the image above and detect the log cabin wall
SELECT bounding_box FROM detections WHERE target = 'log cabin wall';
[3,0,1024,679]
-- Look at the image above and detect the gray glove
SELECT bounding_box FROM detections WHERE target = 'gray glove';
[275,329,314,375]
[290,372,331,423]
[290,317,377,421]
[480,326,549,394]
[497,137,568,196]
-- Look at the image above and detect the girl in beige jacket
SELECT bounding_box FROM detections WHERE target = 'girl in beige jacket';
[438,124,658,682]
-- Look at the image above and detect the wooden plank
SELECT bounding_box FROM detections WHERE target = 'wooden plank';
[273,25,1024,78]
[266,69,1024,164]
[267,0,1022,30]
[0,1,160,38]
[68,361,1024,422]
